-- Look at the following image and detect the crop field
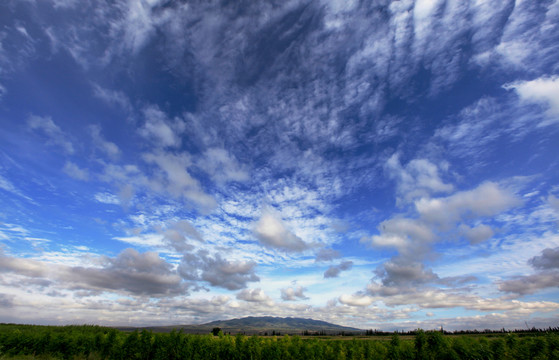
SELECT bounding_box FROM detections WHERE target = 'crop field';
[1,324,558,359]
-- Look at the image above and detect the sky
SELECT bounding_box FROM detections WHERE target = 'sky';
[0,0,558,331]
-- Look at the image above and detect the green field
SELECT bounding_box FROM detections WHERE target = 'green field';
[1,323,558,359]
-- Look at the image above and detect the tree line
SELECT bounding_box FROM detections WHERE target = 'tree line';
[0,323,558,359]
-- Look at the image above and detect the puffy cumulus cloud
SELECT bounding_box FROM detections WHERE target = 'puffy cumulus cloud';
[0,251,48,277]
[458,223,494,244]
[499,246,559,296]
[2,246,257,297]
[179,251,259,291]
[362,217,435,258]
[499,272,559,296]
[530,247,559,270]
[280,286,309,301]
[338,293,375,307]
[361,180,522,306]
[63,161,89,181]
[254,210,310,252]
[236,288,272,304]
[324,261,353,279]
[62,248,185,296]
[197,148,249,185]
[201,258,259,291]
[143,151,217,212]
[386,154,453,204]
[415,181,521,228]
[504,76,559,121]
[139,105,186,148]
[374,260,439,288]
[27,115,74,154]
[0,248,185,297]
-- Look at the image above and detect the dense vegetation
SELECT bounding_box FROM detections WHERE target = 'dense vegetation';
[1,323,558,359]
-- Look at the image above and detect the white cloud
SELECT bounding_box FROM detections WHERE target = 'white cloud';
[94,192,120,205]
[386,154,453,204]
[499,272,559,296]
[549,195,559,214]
[27,115,74,154]
[89,125,121,159]
[415,181,521,227]
[530,247,559,270]
[198,148,249,185]
[491,0,559,73]
[91,84,132,112]
[114,233,165,248]
[63,161,89,181]
[0,175,32,201]
[338,293,375,307]
[413,0,440,21]
[0,248,186,297]
[118,184,135,209]
[324,261,353,279]
[236,288,272,304]
[254,210,311,252]
[459,223,494,244]
[118,0,174,55]
[499,246,559,296]
[361,217,435,259]
[280,286,309,301]
[143,151,216,212]
[375,260,439,288]
[315,248,341,262]
[179,251,259,290]
[140,105,185,148]
[504,76,559,123]
[161,219,204,253]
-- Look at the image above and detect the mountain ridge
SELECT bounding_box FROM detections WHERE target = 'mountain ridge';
[119,316,362,334]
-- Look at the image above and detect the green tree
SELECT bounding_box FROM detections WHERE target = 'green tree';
[388,332,401,360]
[415,330,427,360]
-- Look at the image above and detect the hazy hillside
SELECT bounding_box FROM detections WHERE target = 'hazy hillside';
[121,316,361,335]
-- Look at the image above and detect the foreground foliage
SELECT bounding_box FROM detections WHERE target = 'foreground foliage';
[0,324,558,359]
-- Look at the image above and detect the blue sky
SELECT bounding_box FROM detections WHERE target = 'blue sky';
[0,0,558,331]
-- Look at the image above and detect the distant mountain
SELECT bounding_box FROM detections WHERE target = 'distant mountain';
[123,316,361,335]
[203,316,361,333]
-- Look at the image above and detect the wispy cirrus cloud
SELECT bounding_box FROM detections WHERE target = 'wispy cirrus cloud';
[27,115,74,154]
